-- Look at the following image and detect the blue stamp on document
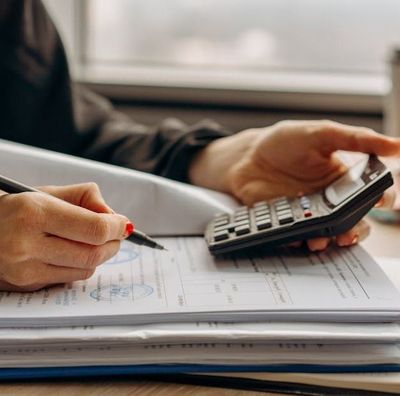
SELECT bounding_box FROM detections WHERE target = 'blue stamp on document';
[90,284,153,301]
[104,247,139,266]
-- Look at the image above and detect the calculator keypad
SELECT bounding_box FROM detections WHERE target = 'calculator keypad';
[206,156,392,254]
[210,197,311,244]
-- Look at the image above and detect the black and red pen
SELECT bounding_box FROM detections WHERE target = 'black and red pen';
[0,174,166,251]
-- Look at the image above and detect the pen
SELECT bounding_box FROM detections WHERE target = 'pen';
[0,174,166,251]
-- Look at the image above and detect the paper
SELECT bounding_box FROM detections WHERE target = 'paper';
[377,257,400,290]
[0,342,399,368]
[0,238,399,326]
[0,139,237,235]
[1,321,400,348]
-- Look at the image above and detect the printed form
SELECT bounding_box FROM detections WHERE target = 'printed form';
[0,238,399,326]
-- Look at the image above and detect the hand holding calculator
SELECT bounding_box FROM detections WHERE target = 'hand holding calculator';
[205,156,393,255]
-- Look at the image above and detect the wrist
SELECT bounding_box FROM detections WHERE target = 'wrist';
[188,137,229,192]
[188,129,258,193]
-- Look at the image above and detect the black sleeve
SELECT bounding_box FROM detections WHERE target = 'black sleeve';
[0,0,230,182]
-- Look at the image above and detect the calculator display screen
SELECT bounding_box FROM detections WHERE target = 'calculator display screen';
[324,159,367,207]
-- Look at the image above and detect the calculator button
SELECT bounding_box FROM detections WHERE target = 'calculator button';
[278,215,294,225]
[235,210,249,216]
[276,209,293,217]
[303,210,312,218]
[214,230,230,241]
[234,220,250,228]
[275,204,291,211]
[253,201,268,208]
[235,225,251,235]
[254,207,270,214]
[255,212,271,218]
[214,218,229,227]
[255,215,271,223]
[214,223,235,233]
[235,216,249,223]
[255,211,270,219]
[256,219,272,230]
[300,197,311,209]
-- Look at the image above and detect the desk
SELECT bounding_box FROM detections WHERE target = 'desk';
[0,218,398,396]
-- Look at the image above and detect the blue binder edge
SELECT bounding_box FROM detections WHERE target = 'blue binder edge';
[0,363,399,380]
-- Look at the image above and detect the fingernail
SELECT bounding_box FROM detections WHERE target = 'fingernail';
[351,235,359,245]
[124,222,134,238]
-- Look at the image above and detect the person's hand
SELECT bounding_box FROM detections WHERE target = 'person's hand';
[189,120,400,250]
[374,157,400,211]
[0,183,129,292]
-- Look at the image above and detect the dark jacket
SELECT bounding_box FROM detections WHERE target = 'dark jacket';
[0,0,229,182]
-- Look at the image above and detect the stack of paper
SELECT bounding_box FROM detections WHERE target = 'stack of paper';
[0,238,399,377]
[1,238,400,327]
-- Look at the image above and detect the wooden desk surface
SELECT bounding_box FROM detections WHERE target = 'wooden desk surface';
[0,218,398,396]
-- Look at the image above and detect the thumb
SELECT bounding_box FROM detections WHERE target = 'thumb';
[375,188,398,210]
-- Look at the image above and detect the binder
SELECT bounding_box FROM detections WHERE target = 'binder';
[0,363,400,380]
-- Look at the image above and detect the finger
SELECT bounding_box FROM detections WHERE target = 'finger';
[0,280,48,292]
[374,189,396,209]
[315,121,400,157]
[36,236,121,269]
[39,183,115,214]
[41,264,96,285]
[307,237,330,252]
[2,260,96,290]
[38,194,128,244]
[336,219,370,247]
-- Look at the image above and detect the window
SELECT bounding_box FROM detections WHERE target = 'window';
[86,0,400,75]
[44,0,400,112]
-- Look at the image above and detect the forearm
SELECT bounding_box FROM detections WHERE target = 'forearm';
[83,112,231,182]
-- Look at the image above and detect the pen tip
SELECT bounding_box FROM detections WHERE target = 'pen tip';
[155,243,168,251]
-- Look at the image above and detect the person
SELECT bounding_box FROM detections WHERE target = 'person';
[0,1,399,292]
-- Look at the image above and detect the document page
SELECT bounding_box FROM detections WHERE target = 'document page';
[0,238,399,326]
[2,320,400,347]
[0,341,399,368]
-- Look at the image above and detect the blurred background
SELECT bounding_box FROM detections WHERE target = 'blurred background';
[43,0,400,133]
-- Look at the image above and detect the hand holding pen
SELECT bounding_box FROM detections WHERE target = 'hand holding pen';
[0,178,165,292]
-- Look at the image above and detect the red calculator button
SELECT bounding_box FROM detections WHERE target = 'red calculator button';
[304,210,312,218]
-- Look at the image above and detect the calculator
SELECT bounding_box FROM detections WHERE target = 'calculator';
[205,156,393,255]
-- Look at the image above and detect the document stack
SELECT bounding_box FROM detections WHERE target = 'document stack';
[0,237,399,393]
